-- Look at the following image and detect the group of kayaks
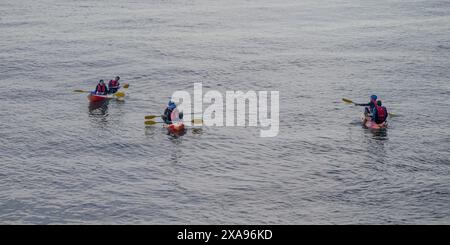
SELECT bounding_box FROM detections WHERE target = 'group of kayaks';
[80,91,392,134]
[78,82,187,134]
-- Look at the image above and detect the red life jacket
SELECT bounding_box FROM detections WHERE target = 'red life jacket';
[375,106,387,123]
[109,79,119,88]
[96,84,106,93]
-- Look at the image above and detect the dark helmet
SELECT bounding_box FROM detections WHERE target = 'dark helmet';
[115,76,120,81]
[377,100,382,106]
[370,95,377,101]
[99,79,104,84]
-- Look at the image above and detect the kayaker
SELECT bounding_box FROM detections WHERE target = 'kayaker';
[355,95,378,116]
[162,101,177,124]
[94,80,108,95]
[108,76,120,94]
[372,100,388,124]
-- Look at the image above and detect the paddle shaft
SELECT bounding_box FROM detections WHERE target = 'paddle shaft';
[343,98,397,117]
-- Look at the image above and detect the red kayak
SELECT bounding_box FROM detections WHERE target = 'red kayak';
[166,122,185,133]
[362,115,387,129]
[87,94,112,103]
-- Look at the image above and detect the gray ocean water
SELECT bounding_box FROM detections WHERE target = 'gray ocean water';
[1,0,449,224]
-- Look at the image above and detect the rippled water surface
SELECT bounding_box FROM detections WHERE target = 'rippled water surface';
[1,0,449,224]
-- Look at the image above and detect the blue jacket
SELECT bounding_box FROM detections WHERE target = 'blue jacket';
[356,100,376,111]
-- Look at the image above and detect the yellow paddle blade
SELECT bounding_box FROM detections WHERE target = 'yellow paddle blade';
[145,115,158,120]
[144,120,158,125]
[74,90,89,93]
[114,91,125,97]
[342,98,353,104]
[123,83,129,89]
[388,112,398,117]
[191,119,203,124]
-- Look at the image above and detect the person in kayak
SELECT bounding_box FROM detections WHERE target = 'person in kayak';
[355,95,378,116]
[108,76,120,94]
[162,101,177,124]
[372,100,388,124]
[94,80,108,95]
[161,101,184,124]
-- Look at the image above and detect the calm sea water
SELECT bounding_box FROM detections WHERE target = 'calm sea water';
[0,0,449,224]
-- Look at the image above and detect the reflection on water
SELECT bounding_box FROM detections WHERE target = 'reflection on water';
[168,132,184,166]
[169,141,182,165]
[2,0,447,225]
[88,101,109,126]
[191,128,203,135]
[144,125,157,137]
[366,137,388,165]
[363,127,388,165]
[371,129,388,140]
[89,100,109,115]
[168,134,184,144]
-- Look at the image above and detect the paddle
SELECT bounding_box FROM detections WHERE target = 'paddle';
[144,120,162,125]
[74,89,90,93]
[145,113,203,120]
[74,89,125,98]
[114,91,125,98]
[342,98,398,117]
[145,113,204,123]
[145,115,159,120]
[342,98,355,104]
[144,118,203,125]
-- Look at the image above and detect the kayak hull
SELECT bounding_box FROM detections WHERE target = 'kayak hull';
[166,122,185,133]
[87,94,114,103]
[88,94,107,103]
[362,115,387,129]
